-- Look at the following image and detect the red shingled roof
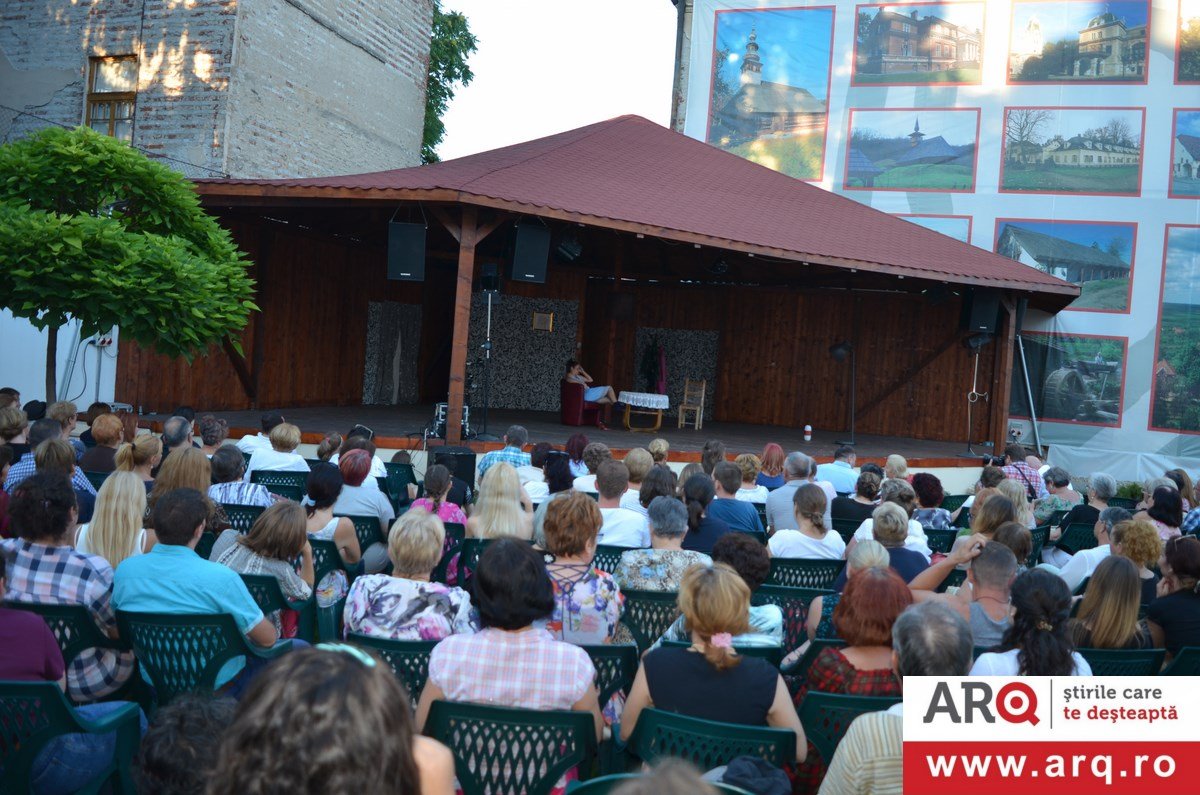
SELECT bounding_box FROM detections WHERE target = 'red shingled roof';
[196,115,1077,299]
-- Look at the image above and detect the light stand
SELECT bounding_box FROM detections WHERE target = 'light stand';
[958,333,994,458]
[475,289,500,442]
[830,341,856,446]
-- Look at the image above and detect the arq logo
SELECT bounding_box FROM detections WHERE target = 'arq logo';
[923,681,1040,725]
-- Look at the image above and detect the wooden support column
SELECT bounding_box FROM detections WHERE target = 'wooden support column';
[605,239,625,389]
[446,206,478,446]
[988,296,1018,450]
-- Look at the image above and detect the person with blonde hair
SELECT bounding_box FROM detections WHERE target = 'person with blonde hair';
[869,502,929,583]
[146,447,221,534]
[114,433,162,492]
[647,437,669,465]
[620,563,807,760]
[79,414,123,473]
[1111,518,1163,607]
[883,454,908,482]
[622,448,654,515]
[962,493,1016,539]
[0,406,28,451]
[997,478,1036,529]
[733,453,768,503]
[244,422,309,481]
[75,471,153,569]
[212,501,314,637]
[466,462,533,540]
[343,508,476,641]
[849,478,932,561]
[1071,556,1151,650]
[46,400,84,458]
[768,483,844,559]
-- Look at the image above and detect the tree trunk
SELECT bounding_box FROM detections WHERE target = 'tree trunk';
[45,324,58,402]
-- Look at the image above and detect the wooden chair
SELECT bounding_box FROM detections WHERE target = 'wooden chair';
[676,378,706,430]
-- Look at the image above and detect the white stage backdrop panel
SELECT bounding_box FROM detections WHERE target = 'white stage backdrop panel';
[681,0,1200,475]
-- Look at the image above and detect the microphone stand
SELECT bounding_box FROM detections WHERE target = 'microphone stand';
[475,289,500,442]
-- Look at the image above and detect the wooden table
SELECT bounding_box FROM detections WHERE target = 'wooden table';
[618,391,669,433]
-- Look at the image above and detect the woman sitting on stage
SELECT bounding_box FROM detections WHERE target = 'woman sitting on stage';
[565,359,616,405]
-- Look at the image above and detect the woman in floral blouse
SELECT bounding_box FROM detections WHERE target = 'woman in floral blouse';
[343,508,476,641]
[614,495,711,592]
[536,490,623,645]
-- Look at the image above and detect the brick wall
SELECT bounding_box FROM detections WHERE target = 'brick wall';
[223,0,433,178]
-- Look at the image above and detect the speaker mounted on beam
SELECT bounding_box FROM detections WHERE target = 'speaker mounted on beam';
[510,220,551,283]
[387,205,427,281]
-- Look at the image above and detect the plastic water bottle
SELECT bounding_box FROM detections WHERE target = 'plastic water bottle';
[804,424,812,442]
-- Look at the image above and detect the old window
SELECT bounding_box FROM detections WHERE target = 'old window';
[86,56,137,142]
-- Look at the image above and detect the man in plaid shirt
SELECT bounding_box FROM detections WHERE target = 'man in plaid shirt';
[1000,443,1048,501]
[476,425,532,481]
[1,472,134,701]
[4,418,97,496]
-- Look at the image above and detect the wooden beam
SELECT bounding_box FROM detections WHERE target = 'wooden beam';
[429,205,461,243]
[221,339,256,402]
[857,330,962,420]
[989,296,1018,451]
[446,206,478,445]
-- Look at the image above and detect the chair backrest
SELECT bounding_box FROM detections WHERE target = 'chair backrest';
[4,601,127,671]
[425,700,597,795]
[444,522,467,544]
[306,458,324,470]
[1028,525,1050,567]
[1047,509,1071,528]
[580,644,639,705]
[239,573,300,615]
[382,462,421,505]
[631,707,796,770]
[1057,523,1099,556]
[740,529,768,546]
[345,633,438,706]
[618,590,682,655]
[940,494,970,513]
[565,774,754,794]
[0,681,135,790]
[195,531,218,561]
[755,502,769,530]
[924,528,958,555]
[592,544,626,575]
[786,638,847,686]
[116,610,252,703]
[660,640,784,667]
[752,584,832,651]
[337,513,385,552]
[1076,647,1166,676]
[220,502,265,534]
[309,538,350,589]
[798,692,900,767]
[1108,497,1138,510]
[681,378,706,407]
[84,470,110,491]
[935,568,968,593]
[765,558,846,589]
[249,470,307,501]
[830,519,860,544]
[1161,647,1200,675]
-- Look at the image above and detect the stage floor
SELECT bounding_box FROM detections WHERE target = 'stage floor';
[169,404,987,466]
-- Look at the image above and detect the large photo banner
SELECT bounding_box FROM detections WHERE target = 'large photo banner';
[682,0,1200,466]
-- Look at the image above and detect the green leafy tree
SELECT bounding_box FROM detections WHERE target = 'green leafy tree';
[0,126,256,400]
[423,2,478,164]
[1180,18,1200,82]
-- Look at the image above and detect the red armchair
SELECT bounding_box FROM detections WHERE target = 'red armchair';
[560,380,602,427]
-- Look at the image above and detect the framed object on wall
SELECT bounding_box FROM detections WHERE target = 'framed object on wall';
[531,311,555,332]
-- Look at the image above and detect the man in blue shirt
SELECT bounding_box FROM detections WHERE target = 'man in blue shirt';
[706,462,765,535]
[815,445,858,495]
[476,424,531,480]
[113,488,279,691]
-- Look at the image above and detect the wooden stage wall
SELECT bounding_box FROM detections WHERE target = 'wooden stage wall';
[117,214,1001,444]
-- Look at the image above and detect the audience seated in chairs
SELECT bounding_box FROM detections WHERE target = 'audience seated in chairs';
[1060,471,1116,531]
[708,461,764,535]
[409,464,469,525]
[680,472,732,556]
[466,461,533,541]
[997,478,1037,531]
[769,483,844,560]
[830,472,880,526]
[971,568,1092,676]
[733,453,769,504]
[1034,466,1083,525]
[910,537,1017,649]
[332,449,392,574]
[566,432,591,478]
[756,443,786,490]
[595,460,650,548]
[622,447,654,515]
[75,470,153,570]
[532,454,577,545]
[1142,485,1184,542]
[1147,535,1200,661]
[146,447,224,538]
[316,431,342,463]
[815,445,859,495]
[911,473,952,530]
[848,479,931,562]
[819,602,974,795]
[1070,556,1152,650]
[208,444,276,509]
[212,645,455,795]
[0,405,30,461]
[572,442,613,493]
[36,438,96,523]
[78,413,124,474]
[243,422,309,481]
[1056,506,1131,591]
[1111,518,1163,608]
[638,465,677,513]
[803,541,890,643]
[700,439,727,476]
[477,424,532,481]
[538,490,624,645]
[114,433,162,493]
[620,562,807,760]
[197,414,229,458]
[615,496,711,592]
[5,417,98,495]
[234,411,285,455]
[305,462,363,609]
[343,508,476,641]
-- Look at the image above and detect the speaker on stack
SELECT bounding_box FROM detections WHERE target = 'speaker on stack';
[433,446,478,488]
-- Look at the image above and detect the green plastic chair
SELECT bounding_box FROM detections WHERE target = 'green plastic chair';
[830,518,860,544]
[630,708,796,770]
[195,531,219,561]
[940,494,970,513]
[83,470,110,492]
[618,590,681,655]
[116,611,292,704]
[797,692,900,768]
[0,682,141,795]
[580,644,639,706]
[740,529,769,546]
[241,451,253,466]
[952,505,972,528]
[425,700,597,795]
[1108,497,1139,510]
[924,528,957,555]
[239,574,315,643]
[765,558,845,590]
[309,538,352,640]
[1028,525,1050,567]
[337,513,386,553]
[1056,523,1098,556]
[593,544,627,575]
[752,584,832,651]
[1077,647,1165,676]
[755,502,768,531]
[1160,647,1200,675]
[1046,509,1071,528]
[220,503,266,534]
[935,568,968,593]
[567,774,753,794]
[345,634,438,706]
[661,640,784,667]
[306,458,324,470]
[249,470,307,502]
[783,638,847,684]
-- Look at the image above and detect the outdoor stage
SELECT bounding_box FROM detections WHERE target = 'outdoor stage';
[161,403,989,466]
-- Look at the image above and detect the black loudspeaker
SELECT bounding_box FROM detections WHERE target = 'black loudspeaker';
[432,446,477,488]
[511,223,550,283]
[480,262,500,292]
[387,221,426,281]
[959,289,1001,334]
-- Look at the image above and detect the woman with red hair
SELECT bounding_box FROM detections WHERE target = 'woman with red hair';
[756,443,786,490]
[792,567,911,792]
[330,449,392,574]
